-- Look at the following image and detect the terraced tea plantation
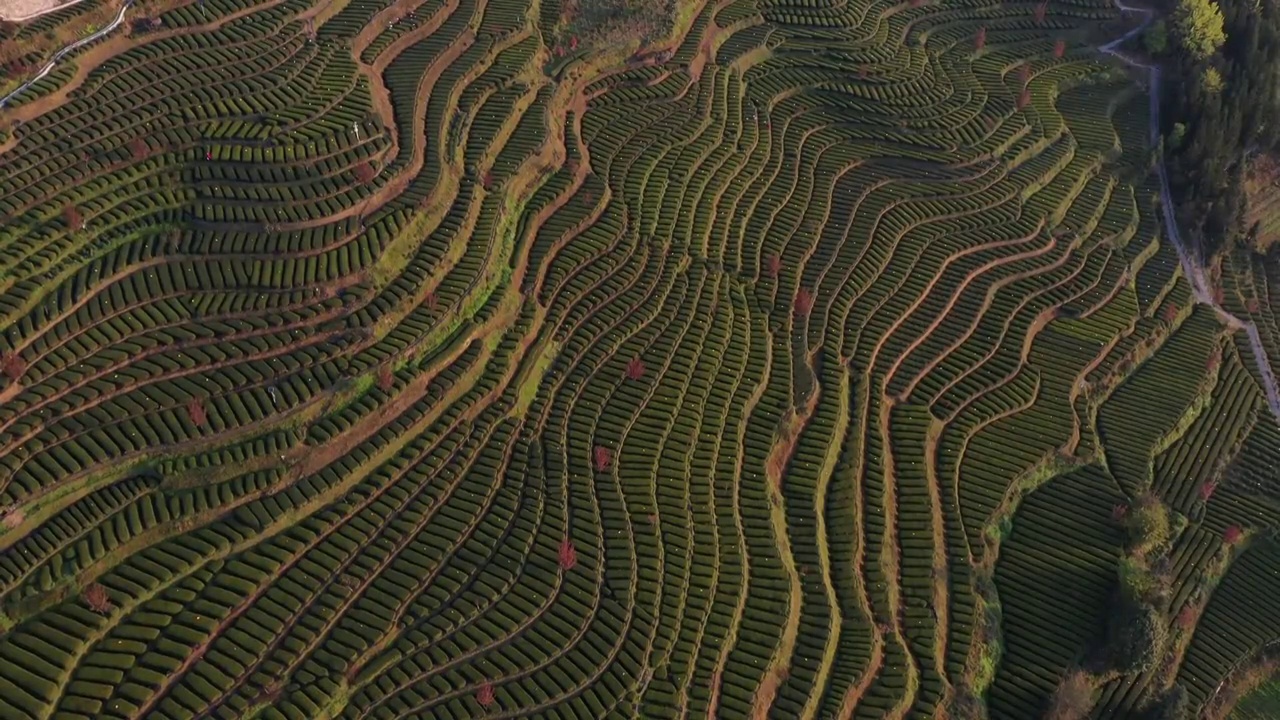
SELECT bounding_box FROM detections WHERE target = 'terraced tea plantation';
[1,0,1279,717]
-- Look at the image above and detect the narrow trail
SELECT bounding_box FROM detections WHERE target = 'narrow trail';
[1,0,87,23]
[1099,0,1280,424]
[0,0,132,108]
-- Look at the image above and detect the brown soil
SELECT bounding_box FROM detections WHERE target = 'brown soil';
[0,0,83,21]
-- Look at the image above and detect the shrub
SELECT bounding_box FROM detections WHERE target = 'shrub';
[127,138,150,160]
[1,507,23,529]
[1198,480,1218,502]
[1124,494,1170,556]
[83,583,112,614]
[475,681,495,707]
[1044,670,1097,720]
[795,288,814,316]
[559,0,674,48]
[1223,524,1244,544]
[187,398,207,428]
[558,536,577,570]
[63,204,84,231]
[594,445,612,471]
[1144,19,1169,55]
[626,357,645,380]
[765,254,781,278]
[1137,685,1191,720]
[354,162,377,183]
[1175,605,1196,630]
[1106,600,1167,672]
[1,352,25,381]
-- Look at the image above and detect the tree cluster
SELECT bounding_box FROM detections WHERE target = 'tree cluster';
[557,0,674,50]
[1161,0,1280,259]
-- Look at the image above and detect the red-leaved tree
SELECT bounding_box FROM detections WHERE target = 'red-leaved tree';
[1198,480,1218,502]
[594,445,612,471]
[1176,605,1196,629]
[1,507,23,530]
[795,288,814,317]
[187,397,207,428]
[377,365,395,392]
[1111,503,1129,522]
[1016,87,1032,110]
[1053,39,1066,59]
[476,682,495,708]
[558,536,577,570]
[1162,303,1179,322]
[1018,63,1031,86]
[765,254,781,279]
[1224,525,1244,545]
[975,26,987,51]
[626,356,646,380]
[425,291,438,310]
[1034,0,1048,24]
[83,583,112,614]
[354,161,377,183]
[128,138,150,161]
[1246,297,1261,313]
[858,65,869,80]
[63,204,84,231]
[482,172,496,190]
[1,352,24,381]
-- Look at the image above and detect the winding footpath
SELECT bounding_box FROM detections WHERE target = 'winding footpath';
[0,0,132,109]
[1100,0,1280,424]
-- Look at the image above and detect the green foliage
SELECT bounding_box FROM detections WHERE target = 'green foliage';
[1124,494,1171,556]
[559,0,676,47]
[1137,685,1191,720]
[1144,19,1169,55]
[1201,66,1225,94]
[1118,557,1160,601]
[1106,600,1168,673]
[1173,0,1227,61]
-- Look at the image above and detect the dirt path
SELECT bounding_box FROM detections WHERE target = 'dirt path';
[1099,0,1280,424]
[0,0,84,22]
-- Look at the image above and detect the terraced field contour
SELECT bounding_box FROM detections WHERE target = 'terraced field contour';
[1,0,1280,717]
